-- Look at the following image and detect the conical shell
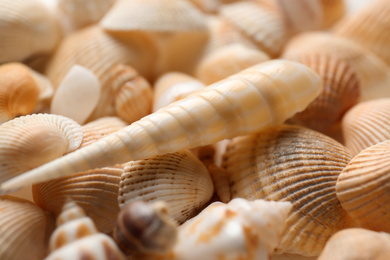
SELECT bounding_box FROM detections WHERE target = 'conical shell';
[0,196,51,260]
[287,54,360,134]
[0,114,83,184]
[219,1,287,57]
[341,98,390,156]
[0,60,322,193]
[111,64,153,124]
[336,140,390,232]
[318,228,390,260]
[222,124,355,256]
[333,0,390,66]
[282,32,390,102]
[0,0,60,63]
[118,149,214,223]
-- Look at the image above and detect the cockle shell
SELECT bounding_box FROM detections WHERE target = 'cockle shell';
[0,60,322,192]
[336,140,390,233]
[111,64,153,124]
[219,1,287,57]
[0,114,83,184]
[318,228,390,260]
[0,63,40,124]
[0,0,60,63]
[341,98,390,156]
[46,201,125,260]
[222,124,355,256]
[118,149,214,223]
[0,196,53,260]
[195,43,270,85]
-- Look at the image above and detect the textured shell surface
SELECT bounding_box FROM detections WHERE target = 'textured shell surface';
[222,124,355,256]
[336,140,390,233]
[0,113,83,185]
[0,60,322,192]
[118,149,214,223]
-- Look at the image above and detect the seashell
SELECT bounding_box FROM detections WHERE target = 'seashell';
[222,124,355,256]
[207,163,231,203]
[195,43,270,85]
[0,63,40,124]
[336,140,390,233]
[0,114,83,185]
[113,200,178,255]
[318,228,390,260]
[153,72,205,112]
[0,60,322,192]
[341,98,390,156]
[46,201,125,260]
[282,32,390,102]
[333,0,390,66]
[50,65,101,124]
[0,196,53,260]
[287,53,360,134]
[45,25,157,121]
[134,198,292,260]
[118,149,214,223]
[0,0,61,63]
[219,1,288,57]
[111,64,153,124]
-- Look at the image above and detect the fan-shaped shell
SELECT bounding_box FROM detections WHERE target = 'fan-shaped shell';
[222,124,355,256]
[0,114,83,184]
[341,98,390,156]
[336,140,390,232]
[118,149,214,223]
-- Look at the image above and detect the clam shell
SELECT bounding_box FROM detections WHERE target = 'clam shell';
[0,114,83,184]
[222,124,355,256]
[336,140,390,232]
[118,149,214,223]
[341,98,390,156]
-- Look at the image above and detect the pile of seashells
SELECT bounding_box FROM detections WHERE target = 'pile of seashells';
[0,0,390,259]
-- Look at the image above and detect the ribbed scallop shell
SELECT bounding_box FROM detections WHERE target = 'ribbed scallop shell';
[341,98,390,156]
[0,63,40,124]
[333,0,390,66]
[0,114,83,184]
[111,64,153,124]
[223,124,355,256]
[287,54,360,134]
[0,196,50,260]
[336,140,390,232]
[195,43,270,85]
[0,0,60,63]
[118,150,214,223]
[219,1,287,57]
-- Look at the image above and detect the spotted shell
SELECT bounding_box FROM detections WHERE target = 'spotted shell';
[222,124,355,256]
[336,140,390,233]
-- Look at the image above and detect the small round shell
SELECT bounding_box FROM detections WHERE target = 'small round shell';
[336,140,390,233]
[118,150,214,224]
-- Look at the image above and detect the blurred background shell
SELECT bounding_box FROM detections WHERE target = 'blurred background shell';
[222,124,355,256]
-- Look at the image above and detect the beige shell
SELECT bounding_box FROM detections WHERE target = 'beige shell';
[287,54,360,134]
[0,0,60,63]
[118,149,214,223]
[111,64,153,123]
[0,60,322,192]
[341,98,390,156]
[0,196,53,260]
[333,0,390,66]
[219,1,287,57]
[0,63,40,124]
[282,32,390,102]
[195,43,270,85]
[336,140,390,233]
[0,114,83,184]
[222,124,355,256]
[318,228,390,260]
